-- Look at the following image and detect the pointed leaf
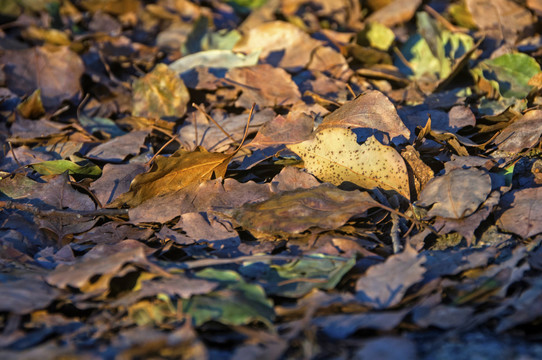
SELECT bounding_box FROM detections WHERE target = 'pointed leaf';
[112,147,232,208]
[288,128,410,199]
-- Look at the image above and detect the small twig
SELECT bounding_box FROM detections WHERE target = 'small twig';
[393,46,414,72]
[146,135,179,167]
[346,83,357,98]
[236,103,255,152]
[424,5,467,33]
[193,103,238,145]
[0,200,128,217]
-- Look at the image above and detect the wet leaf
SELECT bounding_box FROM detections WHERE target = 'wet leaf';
[132,63,190,119]
[417,168,491,219]
[288,128,410,199]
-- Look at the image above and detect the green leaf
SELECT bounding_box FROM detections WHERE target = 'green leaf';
[185,269,274,327]
[396,12,474,81]
[241,254,356,298]
[471,53,542,99]
[358,22,395,51]
[30,156,101,177]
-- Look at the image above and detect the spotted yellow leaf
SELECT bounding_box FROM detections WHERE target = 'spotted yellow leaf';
[288,128,410,199]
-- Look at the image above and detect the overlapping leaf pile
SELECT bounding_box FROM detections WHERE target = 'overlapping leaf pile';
[2,0,542,358]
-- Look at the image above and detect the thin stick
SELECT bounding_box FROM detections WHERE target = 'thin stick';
[235,103,255,153]
[146,135,179,167]
[193,103,238,145]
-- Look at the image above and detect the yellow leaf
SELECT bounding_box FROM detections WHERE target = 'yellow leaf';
[288,128,410,199]
[111,147,232,207]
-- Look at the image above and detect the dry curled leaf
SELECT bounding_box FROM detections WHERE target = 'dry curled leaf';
[288,127,410,199]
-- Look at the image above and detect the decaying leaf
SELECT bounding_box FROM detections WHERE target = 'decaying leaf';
[288,128,410,199]
[493,109,542,153]
[132,63,190,119]
[0,45,84,110]
[111,147,233,208]
[229,184,379,237]
[356,245,426,309]
[417,168,491,219]
[497,187,542,238]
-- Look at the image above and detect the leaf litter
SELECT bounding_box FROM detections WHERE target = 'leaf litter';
[2,1,542,359]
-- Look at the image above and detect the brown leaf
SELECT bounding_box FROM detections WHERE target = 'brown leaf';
[132,63,190,119]
[0,278,59,315]
[417,168,491,219]
[112,147,233,208]
[355,244,426,309]
[318,90,410,144]
[494,109,542,153]
[466,0,535,43]
[90,163,148,205]
[127,178,273,224]
[229,184,379,237]
[45,246,164,292]
[86,130,150,163]
[0,45,84,110]
[233,21,322,71]
[434,191,500,245]
[366,0,422,27]
[225,64,301,109]
[497,187,542,238]
[248,112,314,149]
[288,128,411,199]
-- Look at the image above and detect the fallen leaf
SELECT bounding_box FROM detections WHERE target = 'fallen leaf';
[111,147,233,208]
[0,45,84,110]
[132,63,190,119]
[356,245,426,309]
[466,0,535,43]
[229,184,379,237]
[318,90,410,144]
[233,21,322,71]
[366,0,421,27]
[0,278,60,315]
[471,53,541,100]
[493,109,542,153]
[248,112,314,149]
[417,168,491,219]
[169,49,260,74]
[288,128,410,199]
[225,64,301,109]
[434,191,500,245]
[497,187,542,238]
[85,130,150,163]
